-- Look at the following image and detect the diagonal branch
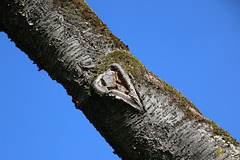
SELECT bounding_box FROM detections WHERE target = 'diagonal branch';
[0,0,239,159]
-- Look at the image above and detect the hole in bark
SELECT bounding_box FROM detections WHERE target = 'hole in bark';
[107,86,118,90]
[100,78,107,86]
[109,66,130,95]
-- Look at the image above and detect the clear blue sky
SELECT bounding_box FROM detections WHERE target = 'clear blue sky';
[0,1,240,159]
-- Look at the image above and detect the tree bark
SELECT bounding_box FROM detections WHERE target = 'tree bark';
[0,0,239,159]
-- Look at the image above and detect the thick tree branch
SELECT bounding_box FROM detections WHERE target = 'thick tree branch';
[0,0,239,159]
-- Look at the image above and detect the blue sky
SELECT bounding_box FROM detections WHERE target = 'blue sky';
[0,1,240,159]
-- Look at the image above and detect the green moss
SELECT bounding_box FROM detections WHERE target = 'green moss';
[211,121,239,146]
[91,50,147,83]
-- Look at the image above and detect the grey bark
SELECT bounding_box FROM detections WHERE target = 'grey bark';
[0,0,239,159]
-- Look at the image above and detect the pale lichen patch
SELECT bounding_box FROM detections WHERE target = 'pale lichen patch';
[187,106,210,121]
[145,73,164,88]
[217,146,225,158]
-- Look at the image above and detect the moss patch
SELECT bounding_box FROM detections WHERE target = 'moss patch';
[91,50,147,83]
[211,122,239,146]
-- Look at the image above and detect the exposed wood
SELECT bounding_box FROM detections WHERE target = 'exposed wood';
[0,0,239,159]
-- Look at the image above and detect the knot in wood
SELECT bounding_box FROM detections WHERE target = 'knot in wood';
[93,63,142,111]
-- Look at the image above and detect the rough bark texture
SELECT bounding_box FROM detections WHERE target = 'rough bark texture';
[0,0,239,159]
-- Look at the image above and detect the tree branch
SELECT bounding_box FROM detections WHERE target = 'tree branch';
[0,0,239,159]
